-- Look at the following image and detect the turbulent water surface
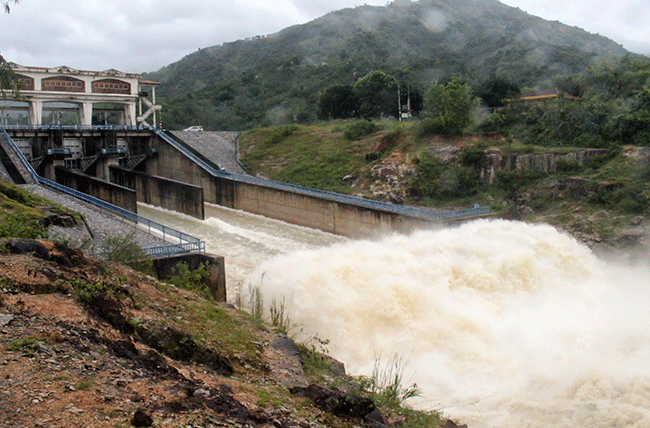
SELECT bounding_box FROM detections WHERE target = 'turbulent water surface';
[139,203,650,428]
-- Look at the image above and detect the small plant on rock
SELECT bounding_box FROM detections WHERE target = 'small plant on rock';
[269,295,291,333]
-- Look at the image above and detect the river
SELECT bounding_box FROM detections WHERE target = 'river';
[138,202,650,428]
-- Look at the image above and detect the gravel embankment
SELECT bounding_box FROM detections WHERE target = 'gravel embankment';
[25,184,170,252]
[170,131,248,175]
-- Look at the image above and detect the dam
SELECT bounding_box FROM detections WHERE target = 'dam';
[1,125,489,239]
[2,126,649,427]
[1,64,646,428]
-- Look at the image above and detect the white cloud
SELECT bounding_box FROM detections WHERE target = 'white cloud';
[1,0,647,74]
[500,0,650,53]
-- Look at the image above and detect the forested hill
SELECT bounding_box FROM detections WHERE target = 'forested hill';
[145,0,630,131]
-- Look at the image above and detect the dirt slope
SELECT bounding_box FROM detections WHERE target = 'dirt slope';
[0,240,389,428]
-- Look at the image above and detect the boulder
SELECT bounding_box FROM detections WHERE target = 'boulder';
[290,384,376,419]
[131,408,153,427]
[5,238,50,260]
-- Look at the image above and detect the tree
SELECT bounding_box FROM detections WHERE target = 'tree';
[0,54,19,99]
[477,77,520,109]
[354,70,398,119]
[1,2,19,99]
[3,0,18,13]
[424,76,475,135]
[620,88,650,145]
[317,84,359,120]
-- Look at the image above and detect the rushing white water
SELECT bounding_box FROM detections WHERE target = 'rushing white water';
[137,203,347,289]
[139,204,650,427]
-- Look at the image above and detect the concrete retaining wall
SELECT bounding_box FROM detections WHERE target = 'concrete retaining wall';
[147,137,220,205]
[145,134,439,238]
[110,166,205,220]
[54,166,137,213]
[152,253,226,302]
[225,178,435,238]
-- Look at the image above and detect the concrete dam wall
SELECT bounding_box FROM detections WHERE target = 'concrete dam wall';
[3,127,486,239]
[145,131,462,239]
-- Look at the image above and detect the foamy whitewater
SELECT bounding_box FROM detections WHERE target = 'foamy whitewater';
[245,219,650,428]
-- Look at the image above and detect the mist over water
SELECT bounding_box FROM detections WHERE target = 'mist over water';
[137,203,347,287]
[139,204,650,427]
[247,220,650,428]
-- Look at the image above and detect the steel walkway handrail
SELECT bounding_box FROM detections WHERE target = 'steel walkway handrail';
[153,128,490,221]
[2,124,147,131]
[0,126,205,256]
[3,125,490,224]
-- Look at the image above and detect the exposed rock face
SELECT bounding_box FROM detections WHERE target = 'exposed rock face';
[289,384,378,419]
[479,148,608,184]
[369,158,418,203]
[622,145,650,166]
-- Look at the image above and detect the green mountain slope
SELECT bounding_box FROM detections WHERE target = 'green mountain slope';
[145,0,629,131]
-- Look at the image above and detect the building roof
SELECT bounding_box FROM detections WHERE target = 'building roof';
[8,63,142,79]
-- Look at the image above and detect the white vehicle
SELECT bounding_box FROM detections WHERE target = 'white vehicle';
[183,126,203,132]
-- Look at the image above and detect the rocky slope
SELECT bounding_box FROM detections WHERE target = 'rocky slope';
[370,142,649,253]
[0,236,461,428]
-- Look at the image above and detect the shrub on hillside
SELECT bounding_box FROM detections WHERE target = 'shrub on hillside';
[344,120,379,140]
[102,233,152,273]
[0,213,46,239]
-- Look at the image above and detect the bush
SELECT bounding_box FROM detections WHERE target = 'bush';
[344,120,379,140]
[589,182,647,214]
[494,169,546,196]
[102,233,152,273]
[413,153,482,200]
[169,261,212,299]
[417,118,445,137]
[555,157,583,174]
[361,356,421,408]
[460,144,487,168]
[264,124,299,145]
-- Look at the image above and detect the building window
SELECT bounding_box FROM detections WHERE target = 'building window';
[42,76,85,93]
[92,79,131,94]
[0,74,34,91]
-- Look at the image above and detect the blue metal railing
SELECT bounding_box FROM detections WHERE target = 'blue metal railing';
[0,126,38,183]
[440,205,490,220]
[153,129,490,221]
[0,126,205,256]
[145,241,206,257]
[2,124,148,132]
[36,176,202,250]
[3,125,490,225]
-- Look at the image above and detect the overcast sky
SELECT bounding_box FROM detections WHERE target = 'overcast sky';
[1,0,648,74]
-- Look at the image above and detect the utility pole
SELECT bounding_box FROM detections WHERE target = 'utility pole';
[397,84,412,121]
[398,84,402,121]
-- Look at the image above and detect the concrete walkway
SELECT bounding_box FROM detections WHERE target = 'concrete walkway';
[25,184,169,252]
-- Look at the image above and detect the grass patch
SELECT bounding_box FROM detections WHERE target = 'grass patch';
[269,296,291,334]
[240,124,375,193]
[0,179,82,239]
[0,212,47,239]
[256,385,291,408]
[175,301,261,366]
[7,337,44,357]
[356,355,421,410]
[297,333,332,377]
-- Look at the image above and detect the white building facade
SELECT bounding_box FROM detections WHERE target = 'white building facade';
[3,64,159,127]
